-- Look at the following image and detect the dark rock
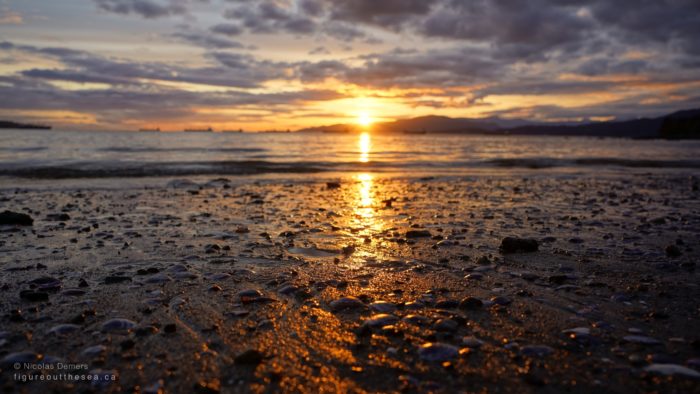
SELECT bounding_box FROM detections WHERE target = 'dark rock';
[330,297,365,312]
[0,210,33,226]
[234,349,264,365]
[406,230,432,238]
[665,244,682,257]
[459,297,483,310]
[500,237,539,253]
[19,290,49,302]
[46,213,70,221]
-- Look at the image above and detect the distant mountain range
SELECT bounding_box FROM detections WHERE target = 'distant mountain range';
[0,120,51,130]
[299,108,700,139]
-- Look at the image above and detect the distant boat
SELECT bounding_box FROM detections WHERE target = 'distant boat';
[184,127,214,132]
[403,129,427,135]
[139,127,160,132]
[222,129,244,133]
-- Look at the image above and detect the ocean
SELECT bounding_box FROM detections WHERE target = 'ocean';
[1,129,699,185]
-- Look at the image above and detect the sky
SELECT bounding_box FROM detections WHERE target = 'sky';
[1,0,700,131]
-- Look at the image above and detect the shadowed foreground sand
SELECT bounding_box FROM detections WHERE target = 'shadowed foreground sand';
[1,174,699,393]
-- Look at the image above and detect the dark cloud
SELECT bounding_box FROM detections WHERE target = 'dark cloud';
[1,41,275,88]
[173,30,246,49]
[210,23,243,36]
[93,0,197,19]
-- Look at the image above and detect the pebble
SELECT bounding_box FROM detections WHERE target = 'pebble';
[239,289,263,299]
[562,327,590,337]
[500,237,539,253]
[0,210,33,226]
[19,290,49,302]
[521,345,554,357]
[369,301,397,313]
[82,345,107,357]
[47,324,81,337]
[434,318,459,332]
[459,297,483,310]
[418,342,460,362]
[462,336,484,348]
[623,335,661,345]
[145,273,171,284]
[330,296,366,312]
[406,230,432,238]
[278,285,298,295]
[29,276,63,292]
[1,351,41,367]
[101,318,137,334]
[403,315,430,326]
[644,364,700,378]
[363,314,399,329]
[665,244,682,257]
[490,296,512,306]
[234,349,264,365]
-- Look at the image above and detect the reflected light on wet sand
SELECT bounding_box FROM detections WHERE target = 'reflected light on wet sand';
[359,132,371,163]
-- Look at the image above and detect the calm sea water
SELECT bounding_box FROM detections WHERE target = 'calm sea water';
[1,129,699,182]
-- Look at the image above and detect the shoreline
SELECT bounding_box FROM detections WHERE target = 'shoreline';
[1,174,699,392]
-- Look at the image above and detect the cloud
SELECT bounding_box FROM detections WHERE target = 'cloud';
[0,8,22,24]
[93,0,192,19]
[1,41,276,88]
[210,23,243,36]
[173,30,246,49]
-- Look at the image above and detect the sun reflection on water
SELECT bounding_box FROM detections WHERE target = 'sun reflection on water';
[359,132,371,163]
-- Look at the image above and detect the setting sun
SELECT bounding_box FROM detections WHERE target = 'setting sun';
[357,111,373,127]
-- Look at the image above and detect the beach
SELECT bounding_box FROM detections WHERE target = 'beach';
[1,159,699,392]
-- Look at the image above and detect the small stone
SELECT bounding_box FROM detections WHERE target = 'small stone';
[418,342,460,362]
[1,351,41,367]
[19,290,49,302]
[434,318,459,332]
[665,245,682,257]
[644,364,700,378]
[0,210,33,226]
[330,296,366,312]
[363,314,399,329]
[406,230,432,238]
[462,336,484,348]
[435,299,459,309]
[82,345,107,357]
[623,335,661,345]
[369,301,396,313]
[145,273,171,284]
[234,349,264,365]
[500,237,539,253]
[521,345,554,357]
[490,296,512,306]
[459,296,483,310]
[402,315,430,326]
[101,318,137,334]
[47,324,81,337]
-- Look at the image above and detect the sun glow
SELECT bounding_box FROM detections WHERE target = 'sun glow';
[357,111,373,127]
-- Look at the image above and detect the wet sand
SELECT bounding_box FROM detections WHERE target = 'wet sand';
[1,173,699,393]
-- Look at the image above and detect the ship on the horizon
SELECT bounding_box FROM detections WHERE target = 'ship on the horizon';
[184,127,214,132]
[138,127,161,132]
